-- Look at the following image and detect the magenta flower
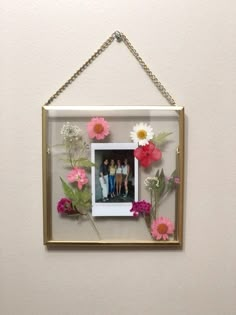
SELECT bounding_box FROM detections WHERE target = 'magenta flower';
[174,177,180,184]
[87,117,110,140]
[57,198,73,214]
[67,167,88,190]
[151,217,174,240]
[134,142,162,167]
[130,200,151,217]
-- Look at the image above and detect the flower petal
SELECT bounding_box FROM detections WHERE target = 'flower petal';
[134,146,144,160]
[163,234,168,240]
[140,157,152,167]
[151,150,162,161]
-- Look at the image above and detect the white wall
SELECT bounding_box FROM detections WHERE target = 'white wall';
[1,1,236,314]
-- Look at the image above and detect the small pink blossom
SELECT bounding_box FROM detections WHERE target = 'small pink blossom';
[67,167,88,190]
[166,176,180,185]
[130,200,151,217]
[174,177,180,184]
[151,217,175,240]
[87,117,110,140]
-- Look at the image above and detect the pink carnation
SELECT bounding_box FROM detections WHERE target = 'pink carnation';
[67,167,88,190]
[151,217,175,240]
[87,117,110,140]
[57,198,73,213]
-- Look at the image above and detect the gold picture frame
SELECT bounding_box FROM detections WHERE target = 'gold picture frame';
[42,105,184,247]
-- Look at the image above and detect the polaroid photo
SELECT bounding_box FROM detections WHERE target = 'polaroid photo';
[91,143,138,216]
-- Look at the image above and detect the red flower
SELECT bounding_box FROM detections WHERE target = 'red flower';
[57,198,73,214]
[134,142,162,167]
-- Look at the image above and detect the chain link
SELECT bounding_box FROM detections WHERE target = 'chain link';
[120,32,176,105]
[44,31,176,106]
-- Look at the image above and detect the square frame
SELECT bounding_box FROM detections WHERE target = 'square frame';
[42,105,184,247]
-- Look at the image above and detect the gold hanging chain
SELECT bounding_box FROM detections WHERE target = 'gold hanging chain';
[44,31,176,106]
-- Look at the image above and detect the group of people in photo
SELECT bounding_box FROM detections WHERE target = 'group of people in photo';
[99,158,130,202]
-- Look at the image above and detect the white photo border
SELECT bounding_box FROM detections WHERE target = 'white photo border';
[91,143,138,216]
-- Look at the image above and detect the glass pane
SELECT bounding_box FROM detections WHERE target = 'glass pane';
[43,106,184,245]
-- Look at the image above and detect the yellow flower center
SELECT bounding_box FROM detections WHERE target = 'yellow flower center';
[157,223,168,234]
[93,123,104,134]
[137,129,147,139]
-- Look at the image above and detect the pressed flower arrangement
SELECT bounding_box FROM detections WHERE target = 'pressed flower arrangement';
[129,122,180,241]
[42,105,184,246]
[57,114,178,241]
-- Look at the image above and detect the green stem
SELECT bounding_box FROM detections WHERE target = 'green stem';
[154,192,160,219]
[68,145,74,168]
[87,212,102,240]
[150,190,160,221]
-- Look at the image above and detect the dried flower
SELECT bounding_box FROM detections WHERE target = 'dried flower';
[134,142,162,167]
[130,200,151,217]
[87,117,110,140]
[174,177,180,184]
[67,167,88,190]
[166,176,180,185]
[130,122,154,146]
[60,122,82,142]
[151,217,174,240]
[57,198,73,214]
[144,176,160,190]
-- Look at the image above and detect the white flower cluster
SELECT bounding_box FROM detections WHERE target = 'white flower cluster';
[144,176,160,190]
[60,122,82,142]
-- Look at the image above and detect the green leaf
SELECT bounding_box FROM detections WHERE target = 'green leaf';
[72,200,77,209]
[152,132,172,146]
[60,177,75,200]
[75,158,95,168]
[170,169,177,178]
[155,169,160,178]
[73,199,91,212]
[73,187,92,211]
[59,158,72,163]
[158,168,166,197]
[74,187,90,201]
[59,158,95,168]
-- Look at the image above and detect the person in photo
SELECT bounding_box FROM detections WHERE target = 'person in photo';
[99,158,109,201]
[115,159,123,196]
[108,159,116,198]
[122,158,130,198]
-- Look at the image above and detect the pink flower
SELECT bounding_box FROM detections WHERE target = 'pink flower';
[166,176,180,185]
[134,142,162,167]
[67,167,88,190]
[174,177,180,184]
[57,198,73,213]
[87,117,110,140]
[130,200,151,217]
[151,217,175,240]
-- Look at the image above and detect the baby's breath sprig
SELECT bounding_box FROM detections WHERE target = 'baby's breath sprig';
[60,122,82,143]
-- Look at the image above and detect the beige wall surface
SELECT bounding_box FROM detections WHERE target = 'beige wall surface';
[1,1,236,314]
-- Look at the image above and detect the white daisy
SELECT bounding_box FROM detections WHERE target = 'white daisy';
[130,122,154,146]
